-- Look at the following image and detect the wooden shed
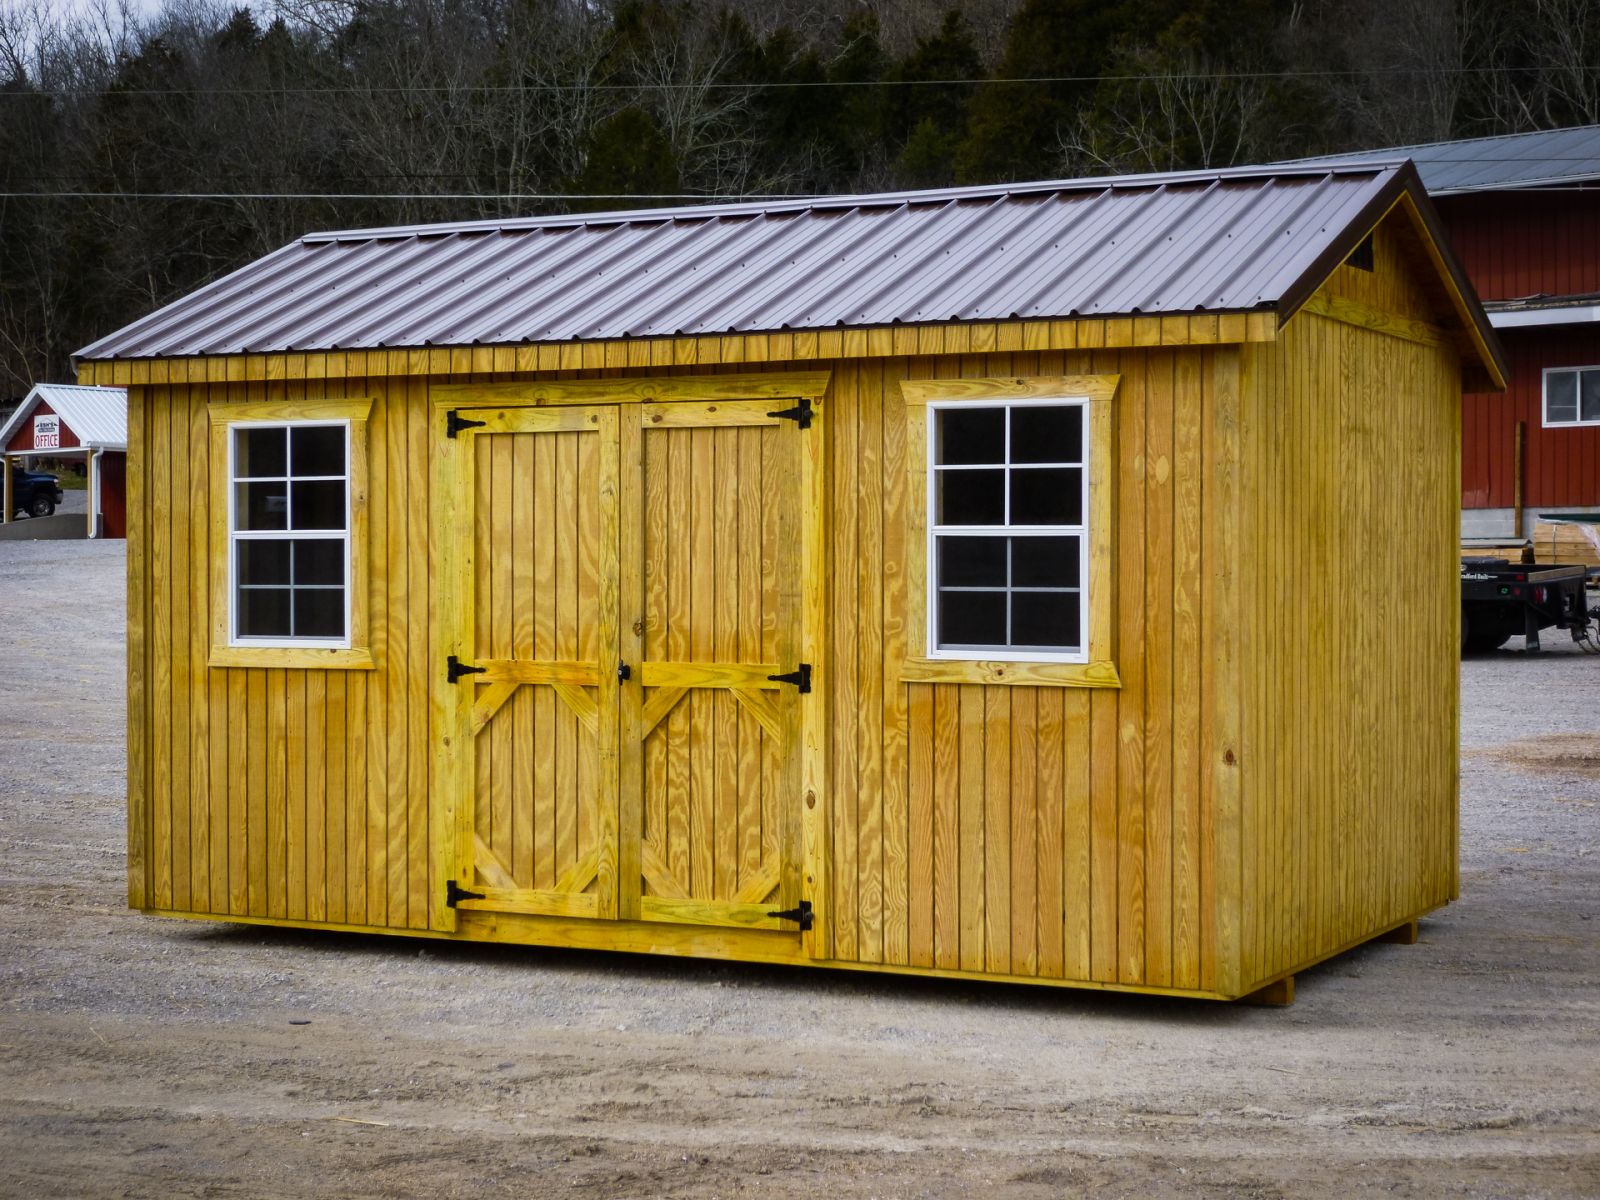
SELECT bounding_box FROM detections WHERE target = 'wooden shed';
[78,162,1505,1002]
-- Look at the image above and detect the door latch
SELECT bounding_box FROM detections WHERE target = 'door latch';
[446,655,487,684]
[767,900,813,930]
[617,661,632,682]
[766,663,811,693]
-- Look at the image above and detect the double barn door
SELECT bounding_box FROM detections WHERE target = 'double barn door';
[432,389,820,943]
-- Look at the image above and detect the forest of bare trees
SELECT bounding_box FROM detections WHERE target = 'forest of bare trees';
[2,0,1597,392]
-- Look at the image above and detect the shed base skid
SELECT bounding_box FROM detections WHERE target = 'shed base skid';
[135,903,1441,1004]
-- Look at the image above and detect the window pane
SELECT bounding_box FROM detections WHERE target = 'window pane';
[1010,467,1081,525]
[1582,371,1600,422]
[238,587,291,637]
[237,540,289,586]
[1012,535,1080,587]
[937,468,1005,525]
[291,425,345,477]
[236,481,288,530]
[935,407,1004,465]
[1012,592,1079,650]
[1010,406,1082,463]
[293,539,343,585]
[294,588,345,639]
[290,480,346,531]
[235,427,287,478]
[938,589,1006,648]
[1547,371,1579,422]
[939,536,1006,587]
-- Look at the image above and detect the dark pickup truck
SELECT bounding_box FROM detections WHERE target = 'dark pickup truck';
[5,464,63,518]
[1461,557,1597,654]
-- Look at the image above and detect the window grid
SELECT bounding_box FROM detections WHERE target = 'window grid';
[927,399,1089,663]
[229,421,351,647]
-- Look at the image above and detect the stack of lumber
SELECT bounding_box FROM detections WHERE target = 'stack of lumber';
[1460,540,1527,562]
[1530,519,1600,570]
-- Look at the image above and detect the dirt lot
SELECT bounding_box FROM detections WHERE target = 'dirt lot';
[2,540,1597,1199]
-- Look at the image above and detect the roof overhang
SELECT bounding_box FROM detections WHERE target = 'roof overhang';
[1485,297,1600,329]
[1276,160,1508,391]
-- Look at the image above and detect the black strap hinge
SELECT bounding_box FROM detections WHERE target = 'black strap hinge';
[446,409,487,438]
[766,663,811,693]
[447,654,486,684]
[766,397,812,429]
[767,900,813,930]
[446,879,485,907]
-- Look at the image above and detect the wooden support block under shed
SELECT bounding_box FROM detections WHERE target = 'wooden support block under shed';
[1240,976,1295,1006]
[1375,918,1419,945]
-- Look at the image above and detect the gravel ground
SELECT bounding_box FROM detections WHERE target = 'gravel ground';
[1,540,1597,1199]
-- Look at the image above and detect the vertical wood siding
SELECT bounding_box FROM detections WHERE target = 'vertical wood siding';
[120,287,1456,993]
[827,346,1227,990]
[126,362,431,930]
[1236,309,1459,990]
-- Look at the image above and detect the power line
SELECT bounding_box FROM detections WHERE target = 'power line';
[4,177,1597,202]
[0,190,789,200]
[4,64,1596,97]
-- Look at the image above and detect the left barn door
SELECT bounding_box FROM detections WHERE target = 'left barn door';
[433,405,620,930]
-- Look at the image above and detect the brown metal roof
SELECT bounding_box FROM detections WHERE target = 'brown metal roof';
[77,161,1467,361]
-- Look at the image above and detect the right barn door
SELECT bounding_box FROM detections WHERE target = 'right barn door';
[623,401,810,933]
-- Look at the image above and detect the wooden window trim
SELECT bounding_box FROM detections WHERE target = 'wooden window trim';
[207,398,375,670]
[899,375,1120,689]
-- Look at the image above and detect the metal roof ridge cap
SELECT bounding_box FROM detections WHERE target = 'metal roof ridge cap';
[295,164,1397,244]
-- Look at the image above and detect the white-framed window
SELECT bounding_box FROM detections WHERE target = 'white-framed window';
[926,398,1088,662]
[1544,366,1600,427]
[227,420,351,647]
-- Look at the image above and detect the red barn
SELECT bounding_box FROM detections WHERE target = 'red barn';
[0,383,129,538]
[1298,126,1600,540]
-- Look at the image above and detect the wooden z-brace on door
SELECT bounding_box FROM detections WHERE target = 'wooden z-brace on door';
[430,375,830,960]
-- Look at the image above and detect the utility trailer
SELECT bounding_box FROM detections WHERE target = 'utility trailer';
[1460,557,1598,654]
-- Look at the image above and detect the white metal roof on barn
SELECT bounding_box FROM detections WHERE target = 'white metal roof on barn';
[76,160,1474,361]
[0,383,128,451]
[1287,124,1600,195]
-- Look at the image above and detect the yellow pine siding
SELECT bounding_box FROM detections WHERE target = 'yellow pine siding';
[112,253,1463,998]
[1235,303,1458,992]
[125,371,435,931]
